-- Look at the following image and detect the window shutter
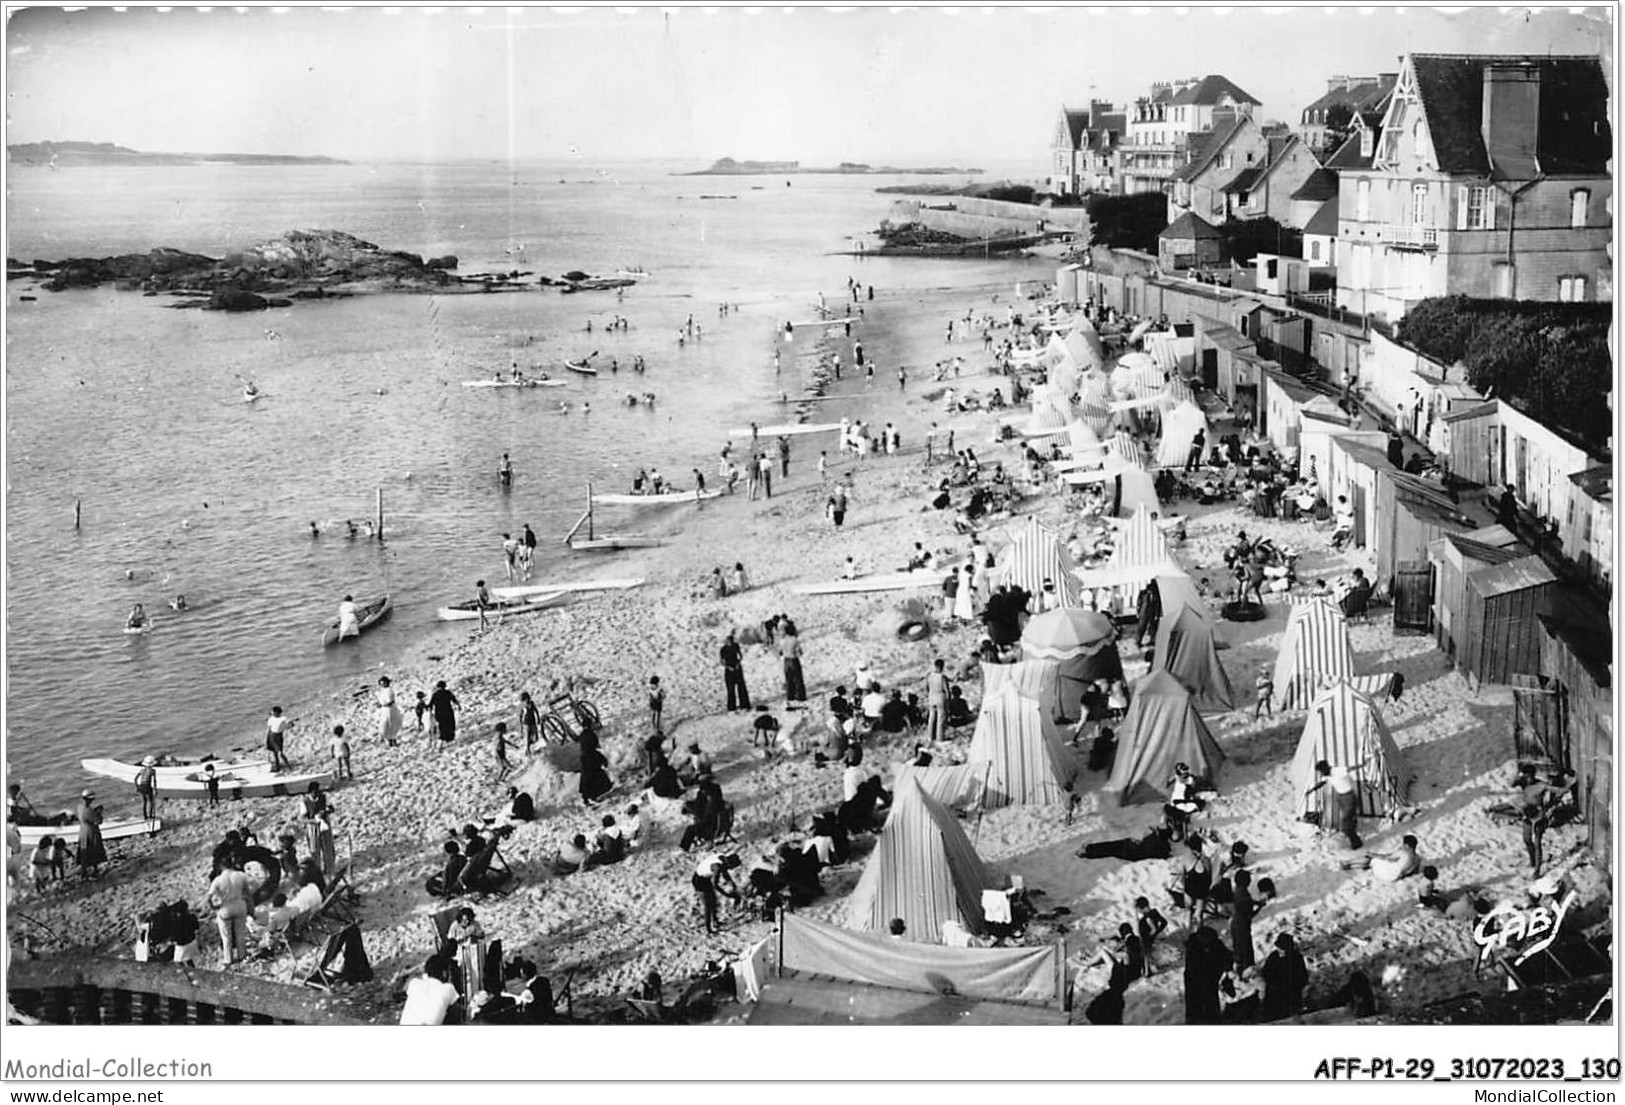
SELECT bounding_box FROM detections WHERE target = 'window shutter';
[1484,191,1496,230]
[1457,187,1469,230]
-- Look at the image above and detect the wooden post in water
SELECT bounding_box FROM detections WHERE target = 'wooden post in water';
[375,489,384,543]
[74,498,81,532]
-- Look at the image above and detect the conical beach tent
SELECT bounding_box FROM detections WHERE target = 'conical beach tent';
[1076,370,1116,438]
[1271,598,1355,711]
[1154,601,1235,711]
[1065,324,1106,371]
[1022,607,1122,693]
[968,682,1079,807]
[1104,670,1226,806]
[1156,400,1209,467]
[1290,680,1412,819]
[846,777,992,943]
[1157,376,1196,412]
[995,516,1080,606]
[981,659,1063,723]
[1108,505,1171,571]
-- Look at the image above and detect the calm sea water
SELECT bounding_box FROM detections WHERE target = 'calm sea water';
[5,158,1050,808]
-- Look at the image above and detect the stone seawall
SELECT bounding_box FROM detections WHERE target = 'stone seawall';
[887,198,1090,242]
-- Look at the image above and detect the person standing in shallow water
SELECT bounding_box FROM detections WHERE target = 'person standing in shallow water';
[429,680,460,744]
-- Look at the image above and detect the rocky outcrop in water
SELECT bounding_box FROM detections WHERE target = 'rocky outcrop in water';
[15,230,480,305]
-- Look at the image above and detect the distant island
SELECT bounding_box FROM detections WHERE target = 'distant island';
[681,157,982,177]
[8,141,346,167]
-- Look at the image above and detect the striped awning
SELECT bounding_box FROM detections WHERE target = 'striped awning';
[1290,680,1412,818]
[1271,598,1354,711]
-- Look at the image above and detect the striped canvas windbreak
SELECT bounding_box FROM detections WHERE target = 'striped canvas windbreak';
[1290,679,1412,818]
[845,777,992,942]
[967,682,1079,808]
[1271,598,1354,710]
[995,516,1081,606]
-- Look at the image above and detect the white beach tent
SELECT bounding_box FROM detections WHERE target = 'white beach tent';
[1270,597,1355,711]
[1157,376,1197,413]
[1021,399,1073,438]
[981,659,1064,724]
[967,682,1079,807]
[1290,679,1413,819]
[1064,323,1106,372]
[994,516,1081,606]
[1113,353,1165,399]
[1155,400,1209,467]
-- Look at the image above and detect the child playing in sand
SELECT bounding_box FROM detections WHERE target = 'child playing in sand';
[751,704,782,753]
[331,725,353,781]
[1254,669,1274,718]
[414,691,430,735]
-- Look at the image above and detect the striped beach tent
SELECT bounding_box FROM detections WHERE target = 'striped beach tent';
[1157,375,1196,412]
[968,682,1079,807]
[1154,601,1235,711]
[846,776,993,943]
[995,516,1081,606]
[1049,359,1083,398]
[1104,670,1226,806]
[1107,431,1144,470]
[1065,323,1106,371]
[1271,598,1354,711]
[1155,400,1209,467]
[981,658,1064,723]
[1075,369,1116,438]
[893,761,988,810]
[1145,332,1180,375]
[1108,505,1171,572]
[1064,420,1103,454]
[1290,680,1413,819]
[1113,352,1164,399]
[1022,396,1073,438]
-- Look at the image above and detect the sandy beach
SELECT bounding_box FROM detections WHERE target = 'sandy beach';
[9,269,1605,1024]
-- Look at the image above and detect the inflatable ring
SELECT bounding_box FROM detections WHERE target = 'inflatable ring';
[895,620,931,641]
[1220,600,1267,623]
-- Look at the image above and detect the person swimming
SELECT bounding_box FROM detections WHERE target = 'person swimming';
[309,521,320,539]
[346,520,359,540]
[169,595,188,612]
[125,603,147,629]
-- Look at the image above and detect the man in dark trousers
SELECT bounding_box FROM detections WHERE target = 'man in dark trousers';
[1184,428,1206,473]
[1134,579,1163,650]
[777,436,791,478]
[720,632,751,712]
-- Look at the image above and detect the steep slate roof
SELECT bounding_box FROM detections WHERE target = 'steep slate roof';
[1171,74,1261,107]
[1221,166,1263,194]
[1160,211,1222,241]
[1300,75,1397,122]
[1569,464,1613,502]
[1060,108,1091,149]
[1174,114,1249,182]
[1091,112,1128,151]
[1409,54,1612,177]
[1303,196,1340,236]
[1324,130,1374,170]
[1292,167,1340,202]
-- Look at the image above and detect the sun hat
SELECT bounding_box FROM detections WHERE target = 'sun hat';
[81,789,94,798]
[141,756,158,767]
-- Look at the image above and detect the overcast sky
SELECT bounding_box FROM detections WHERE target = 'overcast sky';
[5,6,1612,167]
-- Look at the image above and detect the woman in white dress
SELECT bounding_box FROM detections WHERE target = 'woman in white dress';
[376,675,404,748]
[952,564,976,622]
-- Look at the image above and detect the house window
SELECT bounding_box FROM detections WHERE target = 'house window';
[1411,183,1428,225]
[1357,179,1371,220]
[1266,258,1279,280]
[1310,239,1322,262]
[1559,276,1588,302]
[1571,189,1590,228]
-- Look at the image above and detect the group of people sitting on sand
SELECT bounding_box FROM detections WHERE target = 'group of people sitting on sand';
[551,808,643,875]
[427,822,516,899]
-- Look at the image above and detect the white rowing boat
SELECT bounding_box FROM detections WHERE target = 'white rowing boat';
[15,818,162,848]
[492,577,645,600]
[793,568,954,595]
[565,360,599,376]
[592,489,720,506]
[569,536,663,551]
[788,317,855,327]
[727,422,843,438]
[435,592,568,622]
[81,755,270,783]
[81,759,334,800]
[462,379,568,389]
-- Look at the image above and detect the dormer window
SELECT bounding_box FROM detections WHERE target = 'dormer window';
[1360,128,1374,158]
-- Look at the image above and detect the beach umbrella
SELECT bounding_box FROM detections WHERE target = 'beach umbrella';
[1022,607,1116,659]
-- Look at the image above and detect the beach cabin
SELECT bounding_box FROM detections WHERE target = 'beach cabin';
[1455,555,1559,688]
[1372,468,1480,583]
[1325,436,1391,550]
[1193,322,1254,401]
[1443,400,1602,547]
[1056,263,1084,308]
[1426,527,1524,658]
[1537,590,1613,880]
[1256,367,1343,456]
[1252,253,1312,296]
[1564,465,1613,591]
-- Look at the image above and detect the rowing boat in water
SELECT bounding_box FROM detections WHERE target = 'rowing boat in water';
[321,595,392,646]
[81,759,334,800]
[793,568,953,595]
[461,379,568,389]
[492,577,644,600]
[726,422,843,438]
[568,535,663,552]
[591,489,720,506]
[15,818,162,848]
[435,592,568,622]
[565,360,599,376]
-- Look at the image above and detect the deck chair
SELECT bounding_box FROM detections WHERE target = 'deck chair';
[302,922,371,991]
[708,803,737,846]
[1340,587,1373,624]
[626,997,669,1023]
[458,842,515,898]
[312,864,359,932]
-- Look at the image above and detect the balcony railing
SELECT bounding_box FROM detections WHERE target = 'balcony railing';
[1378,224,1439,251]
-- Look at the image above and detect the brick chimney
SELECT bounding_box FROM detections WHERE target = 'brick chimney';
[1326,74,1349,93]
[1481,62,1542,179]
[1091,99,1114,121]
